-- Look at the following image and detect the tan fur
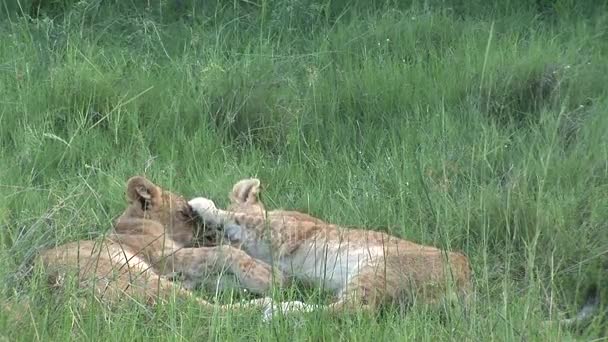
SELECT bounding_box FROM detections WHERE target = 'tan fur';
[189,178,473,320]
[36,176,282,310]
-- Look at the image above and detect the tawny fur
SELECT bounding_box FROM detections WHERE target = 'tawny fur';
[189,178,473,320]
[36,176,282,311]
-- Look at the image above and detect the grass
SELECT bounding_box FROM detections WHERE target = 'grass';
[1,0,607,340]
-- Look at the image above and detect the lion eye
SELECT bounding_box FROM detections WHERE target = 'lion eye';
[177,210,190,218]
[178,208,192,219]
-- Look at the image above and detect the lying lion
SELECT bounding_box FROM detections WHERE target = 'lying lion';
[37,176,282,310]
[189,178,473,320]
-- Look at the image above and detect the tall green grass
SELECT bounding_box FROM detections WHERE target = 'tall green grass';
[1,0,606,340]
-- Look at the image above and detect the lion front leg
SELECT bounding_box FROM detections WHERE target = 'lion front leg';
[154,276,275,314]
[189,197,260,246]
[164,245,284,295]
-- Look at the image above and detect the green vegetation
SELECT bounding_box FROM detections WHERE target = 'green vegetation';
[1,0,606,340]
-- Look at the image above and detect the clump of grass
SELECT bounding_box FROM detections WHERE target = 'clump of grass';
[479,63,563,126]
[199,53,302,151]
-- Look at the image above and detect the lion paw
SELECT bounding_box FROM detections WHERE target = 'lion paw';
[189,197,217,212]
[189,197,221,225]
[262,300,316,322]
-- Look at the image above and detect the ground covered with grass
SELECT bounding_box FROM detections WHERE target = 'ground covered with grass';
[0,0,607,340]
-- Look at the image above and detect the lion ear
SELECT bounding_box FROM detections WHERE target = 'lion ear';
[126,176,161,208]
[230,178,262,206]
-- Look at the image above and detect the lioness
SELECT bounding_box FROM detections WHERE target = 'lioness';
[189,178,473,320]
[37,176,282,309]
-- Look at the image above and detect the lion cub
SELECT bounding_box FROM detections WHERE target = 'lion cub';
[189,178,473,320]
[37,176,281,309]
